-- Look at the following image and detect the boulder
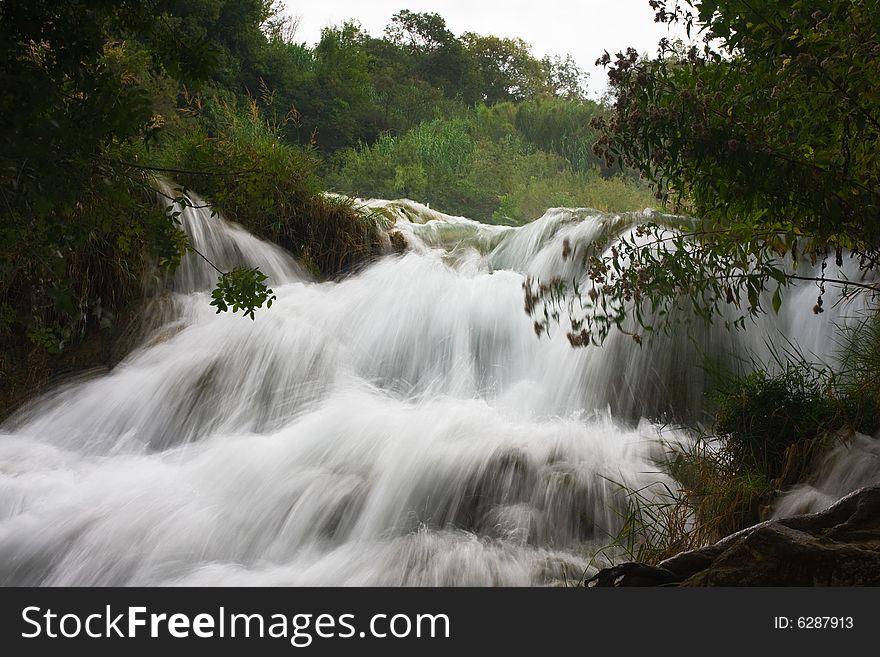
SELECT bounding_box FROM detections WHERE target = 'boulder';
[588,485,880,586]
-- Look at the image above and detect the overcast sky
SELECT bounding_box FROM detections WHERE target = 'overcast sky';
[280,0,689,98]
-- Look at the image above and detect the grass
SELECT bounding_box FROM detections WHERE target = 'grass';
[600,478,702,566]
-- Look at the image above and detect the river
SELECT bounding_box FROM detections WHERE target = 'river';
[0,191,872,585]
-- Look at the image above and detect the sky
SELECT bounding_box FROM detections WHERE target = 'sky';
[279,0,689,98]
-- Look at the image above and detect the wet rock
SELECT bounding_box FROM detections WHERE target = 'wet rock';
[389,230,407,253]
[584,562,680,586]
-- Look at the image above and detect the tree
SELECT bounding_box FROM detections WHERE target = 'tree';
[361,35,445,133]
[528,0,880,346]
[385,10,480,104]
[0,0,277,352]
[385,10,455,52]
[462,33,550,104]
[306,22,380,150]
[542,54,590,101]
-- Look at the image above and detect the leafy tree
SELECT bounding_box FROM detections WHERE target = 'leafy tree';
[0,0,280,353]
[385,10,455,52]
[305,22,380,151]
[249,31,316,144]
[542,54,590,100]
[528,0,880,346]
[385,10,480,104]
[161,0,278,88]
[361,34,446,133]
[462,33,551,104]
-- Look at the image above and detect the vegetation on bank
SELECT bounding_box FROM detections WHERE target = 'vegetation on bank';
[529,0,880,346]
[571,0,880,564]
[0,1,651,362]
[692,323,879,526]
[610,313,880,565]
[325,98,655,225]
[158,96,386,277]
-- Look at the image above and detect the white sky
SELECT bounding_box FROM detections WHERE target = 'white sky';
[280,0,689,98]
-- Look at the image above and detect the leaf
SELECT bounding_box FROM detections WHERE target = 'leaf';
[772,287,782,314]
[747,284,759,310]
[768,267,786,284]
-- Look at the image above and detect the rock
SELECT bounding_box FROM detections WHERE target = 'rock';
[587,485,880,586]
[584,562,680,587]
[389,230,407,253]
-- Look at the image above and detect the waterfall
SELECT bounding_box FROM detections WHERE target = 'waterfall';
[0,194,871,585]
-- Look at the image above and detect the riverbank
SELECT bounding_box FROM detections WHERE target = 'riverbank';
[588,484,880,586]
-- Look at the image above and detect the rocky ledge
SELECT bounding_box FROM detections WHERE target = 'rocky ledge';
[588,485,880,586]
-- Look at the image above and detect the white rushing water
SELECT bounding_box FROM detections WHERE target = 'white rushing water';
[0,192,873,585]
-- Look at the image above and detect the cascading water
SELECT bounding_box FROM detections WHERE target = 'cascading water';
[0,192,873,585]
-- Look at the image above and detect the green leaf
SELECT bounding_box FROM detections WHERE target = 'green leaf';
[772,287,782,314]
[747,285,759,310]
[210,267,276,319]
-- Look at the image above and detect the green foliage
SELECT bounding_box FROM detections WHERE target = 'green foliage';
[0,0,297,357]
[514,97,610,173]
[666,368,844,541]
[594,309,880,561]
[385,10,479,104]
[461,32,551,104]
[531,0,880,345]
[0,4,185,346]
[542,54,590,101]
[831,312,880,426]
[712,365,839,480]
[160,97,384,276]
[326,107,656,223]
[599,478,702,566]
[243,10,595,151]
[210,267,275,319]
[304,22,382,151]
[492,168,655,224]
[385,10,456,52]
[325,119,475,216]
[0,0,653,361]
[601,1,880,243]
[661,434,773,547]
[679,324,880,543]
[527,218,826,346]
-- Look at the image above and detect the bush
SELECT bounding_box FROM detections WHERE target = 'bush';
[159,96,385,277]
[326,108,657,224]
[835,312,880,421]
[514,96,609,174]
[607,312,880,560]
[712,366,839,482]
[0,153,182,354]
[492,167,656,225]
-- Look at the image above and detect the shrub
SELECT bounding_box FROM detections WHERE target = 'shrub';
[326,108,657,224]
[160,97,385,277]
[605,311,880,560]
[712,366,839,483]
